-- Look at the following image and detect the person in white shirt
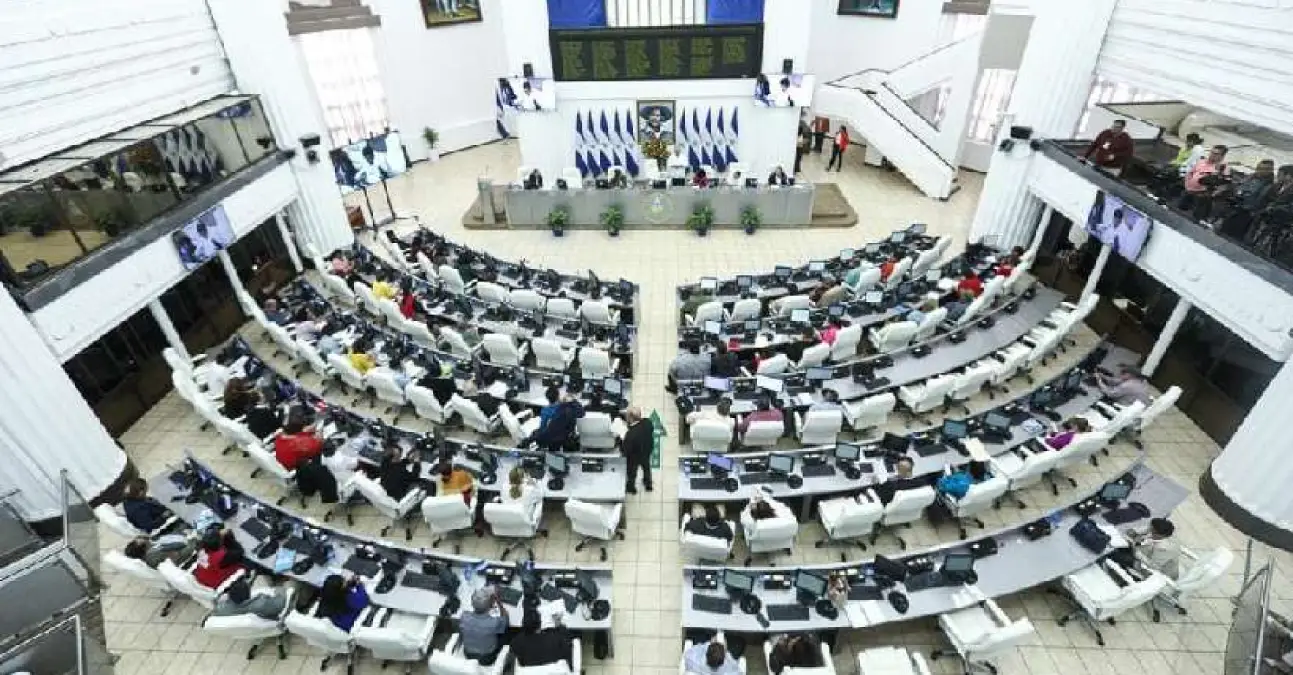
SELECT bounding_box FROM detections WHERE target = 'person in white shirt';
[741,489,791,529]
[321,443,361,490]
[515,81,540,111]
[190,221,225,260]
[683,640,742,675]
[686,398,735,432]
[772,77,794,107]
[501,466,544,513]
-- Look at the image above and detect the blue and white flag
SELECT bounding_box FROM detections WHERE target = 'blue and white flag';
[575,112,585,146]
[587,111,598,145]
[599,111,611,148]
[717,109,726,143]
[691,109,701,146]
[731,108,740,140]
[622,109,635,146]
[704,109,713,147]
[612,112,622,150]
[586,148,600,177]
[700,145,711,170]
[624,148,640,177]
[575,150,588,178]
[688,144,701,172]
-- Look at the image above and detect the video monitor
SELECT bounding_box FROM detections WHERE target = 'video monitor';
[864,243,882,254]
[707,453,735,472]
[897,282,914,297]
[1031,388,1055,408]
[793,570,827,597]
[544,452,568,475]
[1099,482,1132,502]
[736,275,753,289]
[834,442,861,462]
[331,131,410,194]
[497,77,556,112]
[1086,190,1152,262]
[602,377,623,396]
[1062,371,1084,392]
[700,277,718,291]
[889,232,907,244]
[790,309,811,324]
[768,453,796,475]
[704,320,722,336]
[908,223,927,236]
[703,376,731,392]
[744,320,761,332]
[880,432,910,454]
[774,266,792,279]
[872,554,908,581]
[864,291,884,304]
[925,269,942,282]
[942,419,969,440]
[754,73,815,108]
[808,261,827,273]
[723,569,756,594]
[983,411,1011,431]
[828,304,845,317]
[806,367,834,382]
[172,205,235,271]
[942,552,975,574]
[756,375,784,393]
[840,248,855,260]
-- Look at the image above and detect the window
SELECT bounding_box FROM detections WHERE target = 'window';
[606,0,706,26]
[1077,76,1164,134]
[966,69,1017,142]
[297,29,391,147]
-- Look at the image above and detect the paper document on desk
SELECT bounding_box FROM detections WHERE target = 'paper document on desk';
[963,438,990,462]
[794,393,816,408]
[1019,419,1046,436]
[486,381,510,399]
[845,600,882,628]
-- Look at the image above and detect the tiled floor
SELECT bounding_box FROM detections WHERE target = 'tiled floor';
[103,142,1275,675]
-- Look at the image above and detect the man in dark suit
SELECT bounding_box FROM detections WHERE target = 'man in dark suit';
[621,406,654,494]
[871,457,933,505]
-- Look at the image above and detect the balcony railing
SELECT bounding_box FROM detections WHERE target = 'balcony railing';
[0,95,281,294]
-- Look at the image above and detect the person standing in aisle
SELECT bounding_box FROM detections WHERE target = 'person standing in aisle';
[826,125,850,172]
[621,406,653,494]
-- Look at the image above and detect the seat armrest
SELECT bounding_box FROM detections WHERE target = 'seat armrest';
[793,412,805,433]
[443,633,461,654]
[399,488,428,514]
[215,568,249,596]
[605,503,625,528]
[983,597,1010,627]
[911,651,933,675]
[610,358,622,374]
[516,408,534,421]
[1104,560,1135,587]
[740,367,752,377]
[570,638,581,675]
[416,612,437,644]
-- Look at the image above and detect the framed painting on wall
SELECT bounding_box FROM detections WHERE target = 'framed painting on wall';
[837,0,900,18]
[420,0,482,28]
[637,100,676,145]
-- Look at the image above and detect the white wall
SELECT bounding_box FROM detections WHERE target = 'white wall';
[516,80,799,183]
[1028,153,1293,360]
[371,0,509,158]
[0,0,234,170]
[1097,0,1293,136]
[807,0,944,85]
[28,164,299,362]
[762,0,812,71]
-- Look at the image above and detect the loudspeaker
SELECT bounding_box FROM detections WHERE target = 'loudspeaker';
[782,59,794,74]
[522,62,534,78]
[1009,125,1033,140]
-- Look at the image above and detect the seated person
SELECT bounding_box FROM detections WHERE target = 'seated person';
[686,398,736,433]
[317,574,370,631]
[378,446,419,500]
[692,168,710,188]
[321,443,361,488]
[193,528,245,589]
[372,273,399,301]
[243,397,285,439]
[460,588,510,664]
[904,298,938,325]
[872,457,933,505]
[537,386,563,430]
[709,343,741,379]
[502,466,544,512]
[738,397,784,436]
[842,259,864,288]
[994,246,1026,277]
[457,381,500,417]
[683,639,743,675]
[937,460,991,499]
[523,169,544,190]
[123,533,196,568]
[679,287,716,321]
[213,577,290,620]
[293,308,326,342]
[583,392,621,417]
[819,317,844,346]
[1179,144,1231,219]
[1044,417,1092,450]
[685,503,734,543]
[330,253,356,281]
[609,170,628,189]
[957,271,984,298]
[512,608,575,668]
[262,298,290,325]
[879,256,899,282]
[1132,517,1181,579]
[813,277,848,308]
[220,377,258,419]
[346,336,378,375]
[398,279,418,319]
[274,418,323,470]
[121,478,174,533]
[726,169,746,187]
[768,633,824,675]
[784,326,820,364]
[669,341,712,390]
[1097,367,1151,405]
[807,389,843,413]
[437,462,475,499]
[417,361,459,406]
[742,490,791,526]
[767,166,791,186]
[528,392,584,452]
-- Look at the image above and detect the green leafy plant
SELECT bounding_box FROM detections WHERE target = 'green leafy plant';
[600,205,624,236]
[740,206,761,235]
[546,207,569,237]
[687,204,714,236]
[422,127,440,151]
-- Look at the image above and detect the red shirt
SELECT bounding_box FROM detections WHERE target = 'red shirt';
[274,432,323,470]
[995,263,1014,278]
[193,547,242,589]
[399,293,416,319]
[835,129,850,148]
[957,276,983,297]
[1084,129,1133,168]
[880,261,896,281]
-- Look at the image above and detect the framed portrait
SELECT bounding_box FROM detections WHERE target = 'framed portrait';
[420,0,482,28]
[637,100,676,144]
[837,0,900,18]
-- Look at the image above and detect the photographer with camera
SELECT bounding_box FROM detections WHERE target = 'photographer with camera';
[1216,159,1277,241]
[1248,165,1293,260]
[1179,145,1231,220]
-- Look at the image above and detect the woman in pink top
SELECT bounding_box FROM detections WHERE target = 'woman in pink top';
[1044,417,1092,450]
[819,318,844,345]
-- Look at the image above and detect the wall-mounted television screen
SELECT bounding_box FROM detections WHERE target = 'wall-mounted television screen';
[172,205,234,271]
[754,73,814,108]
[498,77,557,112]
[1086,191,1152,262]
[331,131,409,194]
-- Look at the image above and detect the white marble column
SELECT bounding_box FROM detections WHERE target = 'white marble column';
[1080,243,1112,304]
[275,212,305,273]
[205,0,353,259]
[148,299,190,362]
[1208,358,1293,540]
[1142,298,1192,376]
[968,0,1118,249]
[0,293,127,521]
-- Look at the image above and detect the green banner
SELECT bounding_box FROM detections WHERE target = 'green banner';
[549,23,764,82]
[649,409,666,469]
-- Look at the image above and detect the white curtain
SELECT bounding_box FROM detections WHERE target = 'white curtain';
[297,28,390,147]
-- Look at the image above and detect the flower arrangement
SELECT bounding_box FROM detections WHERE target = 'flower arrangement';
[641,137,670,169]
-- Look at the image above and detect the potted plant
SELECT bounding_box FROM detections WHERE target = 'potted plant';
[546,207,569,237]
[422,127,440,162]
[740,206,761,235]
[687,204,714,237]
[600,205,624,237]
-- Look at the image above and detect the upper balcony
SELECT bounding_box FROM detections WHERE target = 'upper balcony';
[0,95,286,309]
